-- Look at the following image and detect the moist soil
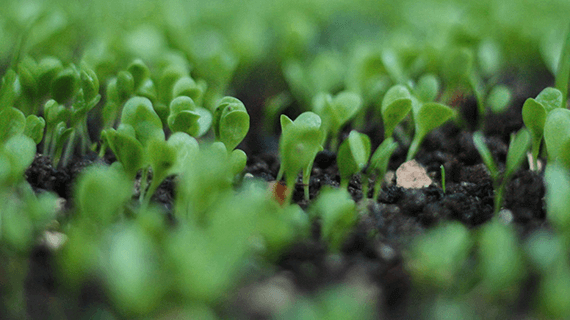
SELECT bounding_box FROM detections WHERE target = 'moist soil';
[21,69,552,319]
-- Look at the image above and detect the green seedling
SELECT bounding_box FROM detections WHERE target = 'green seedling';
[127,59,157,101]
[544,108,570,169]
[310,186,357,252]
[407,221,472,290]
[24,115,45,145]
[37,57,64,98]
[277,112,323,203]
[523,87,563,169]
[477,219,525,299]
[313,91,362,151]
[0,107,26,142]
[167,96,212,137]
[545,163,570,238]
[414,73,440,103]
[487,84,512,114]
[50,66,79,104]
[75,165,132,226]
[120,96,165,146]
[0,134,37,186]
[173,76,207,106]
[213,96,250,151]
[102,124,145,180]
[473,129,531,214]
[440,164,446,194]
[381,84,412,139]
[363,137,398,200]
[337,130,371,190]
[407,100,455,161]
[0,70,19,111]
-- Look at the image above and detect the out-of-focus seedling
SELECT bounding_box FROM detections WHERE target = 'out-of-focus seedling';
[313,91,361,151]
[310,186,357,252]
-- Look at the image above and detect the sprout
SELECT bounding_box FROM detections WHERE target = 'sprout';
[473,129,530,214]
[277,112,323,203]
[337,130,371,190]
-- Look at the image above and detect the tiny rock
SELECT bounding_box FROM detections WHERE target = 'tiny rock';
[396,160,432,189]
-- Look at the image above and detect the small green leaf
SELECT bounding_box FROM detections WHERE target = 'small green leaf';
[487,85,512,113]
[167,132,199,173]
[545,163,570,233]
[415,74,440,102]
[505,128,531,179]
[24,115,45,144]
[381,85,412,138]
[116,70,135,102]
[51,67,79,104]
[80,61,100,102]
[544,108,570,162]
[127,59,151,90]
[103,127,145,179]
[75,165,132,225]
[407,102,455,161]
[0,107,26,142]
[536,87,563,112]
[3,134,36,183]
[326,91,362,131]
[37,57,63,97]
[121,96,164,146]
[443,47,473,84]
[473,131,498,179]
[173,76,204,102]
[229,149,247,177]
[213,97,249,151]
[310,186,356,251]
[522,98,547,142]
[337,130,371,189]
[0,69,18,110]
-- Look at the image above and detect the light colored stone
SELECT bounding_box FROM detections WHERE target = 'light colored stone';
[396,160,432,188]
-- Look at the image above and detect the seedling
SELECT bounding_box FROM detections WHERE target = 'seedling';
[407,100,455,161]
[212,96,250,151]
[362,137,398,200]
[523,87,563,169]
[310,186,357,252]
[487,84,512,114]
[473,129,531,214]
[337,130,371,190]
[167,96,212,137]
[313,91,362,151]
[440,164,446,194]
[381,84,412,139]
[407,221,472,289]
[277,112,323,202]
[477,219,525,299]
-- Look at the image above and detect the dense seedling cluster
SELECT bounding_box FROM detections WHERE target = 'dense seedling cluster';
[2,0,570,319]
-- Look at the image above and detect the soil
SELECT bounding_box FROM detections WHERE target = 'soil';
[17,68,554,319]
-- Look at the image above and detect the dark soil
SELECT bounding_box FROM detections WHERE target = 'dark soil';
[18,70,552,319]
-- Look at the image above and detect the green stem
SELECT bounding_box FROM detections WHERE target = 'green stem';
[406,135,421,161]
[139,167,149,204]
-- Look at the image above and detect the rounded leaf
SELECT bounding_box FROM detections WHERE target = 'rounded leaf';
[536,87,563,112]
[415,74,440,102]
[80,62,100,102]
[24,115,46,144]
[121,97,164,145]
[544,108,570,161]
[522,98,547,141]
[487,85,512,113]
[381,85,412,138]
[127,59,151,90]
[51,67,79,103]
[326,91,362,129]
[0,107,26,142]
[505,129,531,178]
[173,76,203,101]
[415,102,455,139]
[337,131,371,181]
